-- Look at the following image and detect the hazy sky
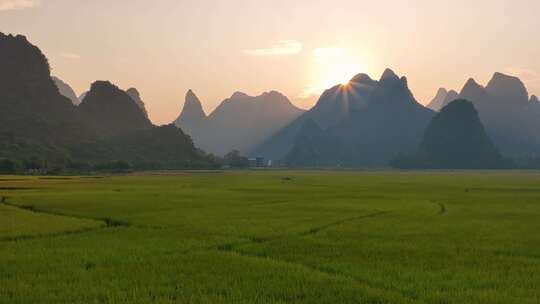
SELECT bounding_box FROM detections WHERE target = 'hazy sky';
[1,0,539,124]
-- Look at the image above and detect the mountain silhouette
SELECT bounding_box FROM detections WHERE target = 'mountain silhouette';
[174,89,207,136]
[440,90,459,110]
[0,33,74,117]
[3,31,539,170]
[457,73,540,156]
[254,69,435,166]
[392,100,506,169]
[79,81,152,137]
[530,95,540,120]
[427,88,448,111]
[70,124,215,169]
[0,33,89,159]
[486,72,529,108]
[52,76,80,105]
[427,88,459,111]
[175,90,304,155]
[0,31,222,169]
[126,88,149,119]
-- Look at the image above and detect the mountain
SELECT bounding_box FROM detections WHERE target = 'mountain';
[531,95,540,105]
[457,73,540,156]
[392,100,506,169]
[174,89,207,136]
[0,33,74,118]
[0,33,88,160]
[175,90,304,156]
[52,76,80,105]
[485,72,529,108]
[254,69,435,166]
[0,32,216,170]
[285,118,340,167]
[427,88,460,111]
[70,124,216,170]
[440,90,459,110]
[79,91,88,103]
[78,81,152,137]
[530,95,540,111]
[126,88,149,119]
[427,88,448,111]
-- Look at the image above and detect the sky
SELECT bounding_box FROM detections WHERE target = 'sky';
[1,0,539,124]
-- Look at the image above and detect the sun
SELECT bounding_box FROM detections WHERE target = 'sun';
[301,48,364,98]
[323,62,360,86]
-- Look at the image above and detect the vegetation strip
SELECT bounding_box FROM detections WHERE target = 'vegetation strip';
[0,197,129,242]
[0,225,105,242]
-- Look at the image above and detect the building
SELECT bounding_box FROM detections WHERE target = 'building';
[248,157,265,168]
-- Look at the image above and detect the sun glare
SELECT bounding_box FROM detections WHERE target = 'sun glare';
[324,62,359,86]
[302,47,364,98]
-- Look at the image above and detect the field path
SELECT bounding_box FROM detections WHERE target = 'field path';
[214,210,425,303]
[300,211,389,236]
[0,195,128,242]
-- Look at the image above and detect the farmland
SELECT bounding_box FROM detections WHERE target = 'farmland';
[1,171,540,303]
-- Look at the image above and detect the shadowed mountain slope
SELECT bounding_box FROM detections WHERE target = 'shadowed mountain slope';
[78,81,152,137]
[285,118,341,167]
[126,88,149,119]
[70,124,215,169]
[0,33,90,159]
[392,100,506,169]
[53,76,80,105]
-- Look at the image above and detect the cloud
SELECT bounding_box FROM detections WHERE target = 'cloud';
[244,40,302,56]
[59,52,81,60]
[0,0,40,11]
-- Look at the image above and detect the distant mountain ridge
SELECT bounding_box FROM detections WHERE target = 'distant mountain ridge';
[175,90,304,156]
[427,88,447,111]
[174,89,207,135]
[3,31,540,170]
[427,88,458,111]
[53,76,80,105]
[255,69,435,166]
[457,73,540,156]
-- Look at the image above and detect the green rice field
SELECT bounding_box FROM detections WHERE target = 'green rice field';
[1,171,539,303]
